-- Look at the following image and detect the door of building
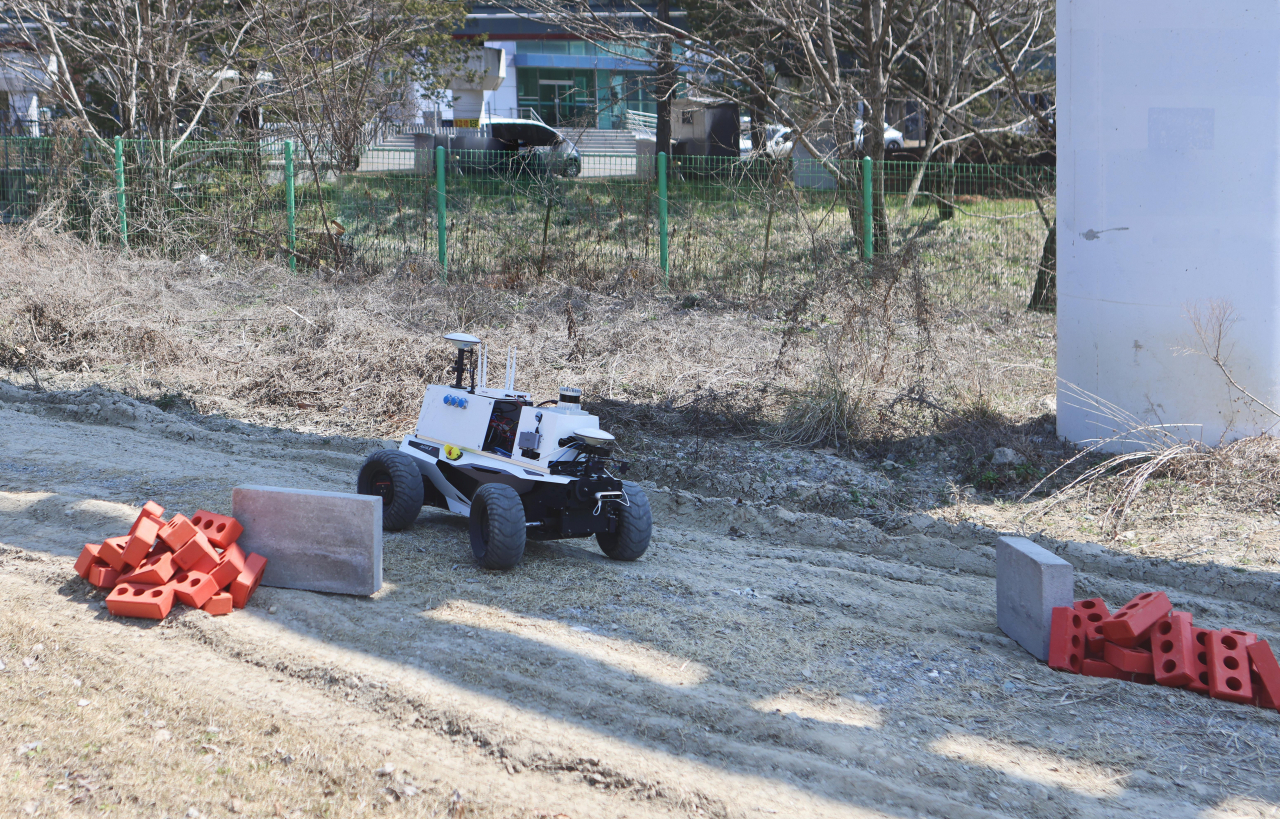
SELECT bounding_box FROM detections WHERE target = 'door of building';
[538,80,575,125]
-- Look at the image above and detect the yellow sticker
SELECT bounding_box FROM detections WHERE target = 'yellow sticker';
[444,444,462,460]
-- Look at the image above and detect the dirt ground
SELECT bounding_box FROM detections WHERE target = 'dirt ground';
[4,385,1280,819]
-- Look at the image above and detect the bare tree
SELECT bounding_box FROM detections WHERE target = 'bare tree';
[1,0,263,157]
[255,0,469,174]
[508,0,1053,247]
[0,0,469,165]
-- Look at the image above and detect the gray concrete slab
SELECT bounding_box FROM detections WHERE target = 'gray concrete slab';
[232,485,382,596]
[996,535,1074,661]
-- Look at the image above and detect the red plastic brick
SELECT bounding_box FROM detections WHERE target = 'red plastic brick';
[230,553,268,609]
[1074,598,1110,621]
[220,543,247,574]
[1100,591,1172,648]
[190,510,243,551]
[136,500,165,524]
[87,562,121,589]
[1073,599,1111,655]
[1247,640,1280,712]
[1047,607,1086,673]
[191,543,246,586]
[209,552,242,590]
[1221,628,1258,646]
[1151,612,1195,688]
[105,582,174,619]
[158,514,199,550]
[173,530,219,571]
[1206,631,1253,704]
[1255,672,1277,709]
[1188,628,1213,694]
[122,515,162,568]
[121,551,177,586]
[1104,642,1155,675]
[171,571,219,609]
[128,503,165,536]
[202,591,234,616]
[97,536,129,572]
[75,543,102,579]
[1082,658,1134,680]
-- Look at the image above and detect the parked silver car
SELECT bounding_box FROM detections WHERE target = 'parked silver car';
[764,122,905,158]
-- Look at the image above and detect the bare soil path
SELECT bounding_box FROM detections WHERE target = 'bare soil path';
[3,387,1280,818]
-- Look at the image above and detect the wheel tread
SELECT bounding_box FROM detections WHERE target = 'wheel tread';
[597,482,651,561]
[470,484,526,569]
[356,449,424,531]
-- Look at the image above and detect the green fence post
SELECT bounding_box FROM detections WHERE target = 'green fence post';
[861,155,873,260]
[436,145,447,281]
[658,151,669,287]
[113,136,128,249]
[284,140,296,271]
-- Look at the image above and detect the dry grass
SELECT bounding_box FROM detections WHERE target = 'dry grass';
[0,226,1053,454]
[0,227,783,440]
[1018,384,1280,538]
[0,609,491,818]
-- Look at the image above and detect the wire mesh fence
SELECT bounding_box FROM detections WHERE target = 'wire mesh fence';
[0,135,1054,306]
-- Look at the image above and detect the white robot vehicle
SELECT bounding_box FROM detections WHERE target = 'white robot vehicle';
[356,332,652,569]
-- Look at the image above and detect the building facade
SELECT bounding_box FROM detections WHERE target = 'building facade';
[431,3,675,130]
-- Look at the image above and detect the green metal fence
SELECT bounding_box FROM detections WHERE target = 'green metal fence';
[0,136,1054,305]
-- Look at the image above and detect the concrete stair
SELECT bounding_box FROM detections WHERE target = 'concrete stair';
[563,128,637,156]
[375,133,418,150]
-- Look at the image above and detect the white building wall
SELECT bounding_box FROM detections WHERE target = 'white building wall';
[1058,0,1280,448]
[485,41,519,119]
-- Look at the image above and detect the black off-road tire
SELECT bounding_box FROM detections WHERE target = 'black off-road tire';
[357,449,424,531]
[596,482,651,561]
[469,483,527,569]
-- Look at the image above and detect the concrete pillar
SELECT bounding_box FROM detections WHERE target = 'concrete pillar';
[1058,1,1280,449]
[9,92,37,136]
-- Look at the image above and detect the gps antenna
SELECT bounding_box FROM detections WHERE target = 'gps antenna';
[444,332,480,390]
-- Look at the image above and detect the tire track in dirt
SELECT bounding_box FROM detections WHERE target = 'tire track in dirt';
[3,388,1280,818]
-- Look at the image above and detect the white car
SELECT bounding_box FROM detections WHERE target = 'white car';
[764,123,904,158]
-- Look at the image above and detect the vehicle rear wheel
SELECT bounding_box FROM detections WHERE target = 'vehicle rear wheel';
[596,482,651,561]
[357,449,425,531]
[469,483,527,569]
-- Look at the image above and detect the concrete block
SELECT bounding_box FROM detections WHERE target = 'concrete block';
[232,485,382,596]
[997,536,1074,661]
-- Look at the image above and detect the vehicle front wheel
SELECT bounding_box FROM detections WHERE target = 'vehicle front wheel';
[357,449,425,531]
[596,482,651,561]
[563,157,581,178]
[469,483,527,570]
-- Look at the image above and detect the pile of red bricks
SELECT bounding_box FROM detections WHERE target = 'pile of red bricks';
[74,501,267,620]
[1049,591,1280,710]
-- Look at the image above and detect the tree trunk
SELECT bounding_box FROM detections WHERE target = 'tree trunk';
[654,0,673,170]
[1028,225,1056,311]
[935,158,956,220]
[862,0,890,251]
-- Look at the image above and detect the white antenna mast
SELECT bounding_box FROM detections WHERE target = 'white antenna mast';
[504,347,517,391]
[478,341,488,388]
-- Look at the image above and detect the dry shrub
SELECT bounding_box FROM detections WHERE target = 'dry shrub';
[0,228,784,440]
[0,224,1056,475]
[776,244,936,448]
[1025,383,1280,533]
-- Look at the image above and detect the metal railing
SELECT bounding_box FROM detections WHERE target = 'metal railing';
[623,109,657,131]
